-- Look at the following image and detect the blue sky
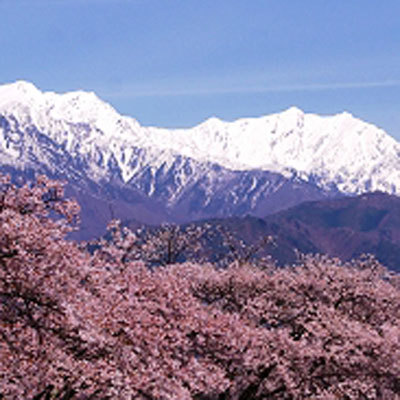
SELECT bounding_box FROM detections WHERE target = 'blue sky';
[0,0,399,138]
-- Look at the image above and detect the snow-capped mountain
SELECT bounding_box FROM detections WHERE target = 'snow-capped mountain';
[0,80,399,238]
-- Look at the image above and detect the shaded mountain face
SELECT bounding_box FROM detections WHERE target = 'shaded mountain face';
[266,192,400,271]
[1,81,400,239]
[0,116,338,240]
[193,193,400,272]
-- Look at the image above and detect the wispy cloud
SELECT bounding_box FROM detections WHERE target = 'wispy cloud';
[103,79,400,99]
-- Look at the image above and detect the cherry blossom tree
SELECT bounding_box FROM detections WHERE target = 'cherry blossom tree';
[0,174,97,398]
[1,173,399,399]
[209,224,275,268]
[97,221,210,267]
[190,255,400,398]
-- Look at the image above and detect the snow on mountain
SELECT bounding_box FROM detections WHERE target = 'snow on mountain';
[146,107,400,194]
[0,80,399,237]
[1,80,399,196]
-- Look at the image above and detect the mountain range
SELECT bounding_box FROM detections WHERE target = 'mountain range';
[0,81,399,243]
[193,192,400,272]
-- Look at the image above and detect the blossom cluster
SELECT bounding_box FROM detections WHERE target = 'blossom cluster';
[0,174,399,399]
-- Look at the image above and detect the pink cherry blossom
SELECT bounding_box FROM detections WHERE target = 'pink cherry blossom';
[1,173,399,399]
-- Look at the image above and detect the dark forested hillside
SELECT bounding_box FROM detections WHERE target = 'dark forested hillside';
[188,192,400,272]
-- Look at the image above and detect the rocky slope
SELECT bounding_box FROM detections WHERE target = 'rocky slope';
[195,192,400,272]
[1,81,399,238]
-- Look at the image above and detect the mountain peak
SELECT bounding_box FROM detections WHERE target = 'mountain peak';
[0,80,42,106]
[8,80,40,93]
[0,81,127,131]
[0,80,399,197]
[282,106,304,115]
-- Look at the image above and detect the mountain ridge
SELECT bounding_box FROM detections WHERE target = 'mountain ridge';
[0,80,399,238]
[1,81,399,193]
[186,192,400,272]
